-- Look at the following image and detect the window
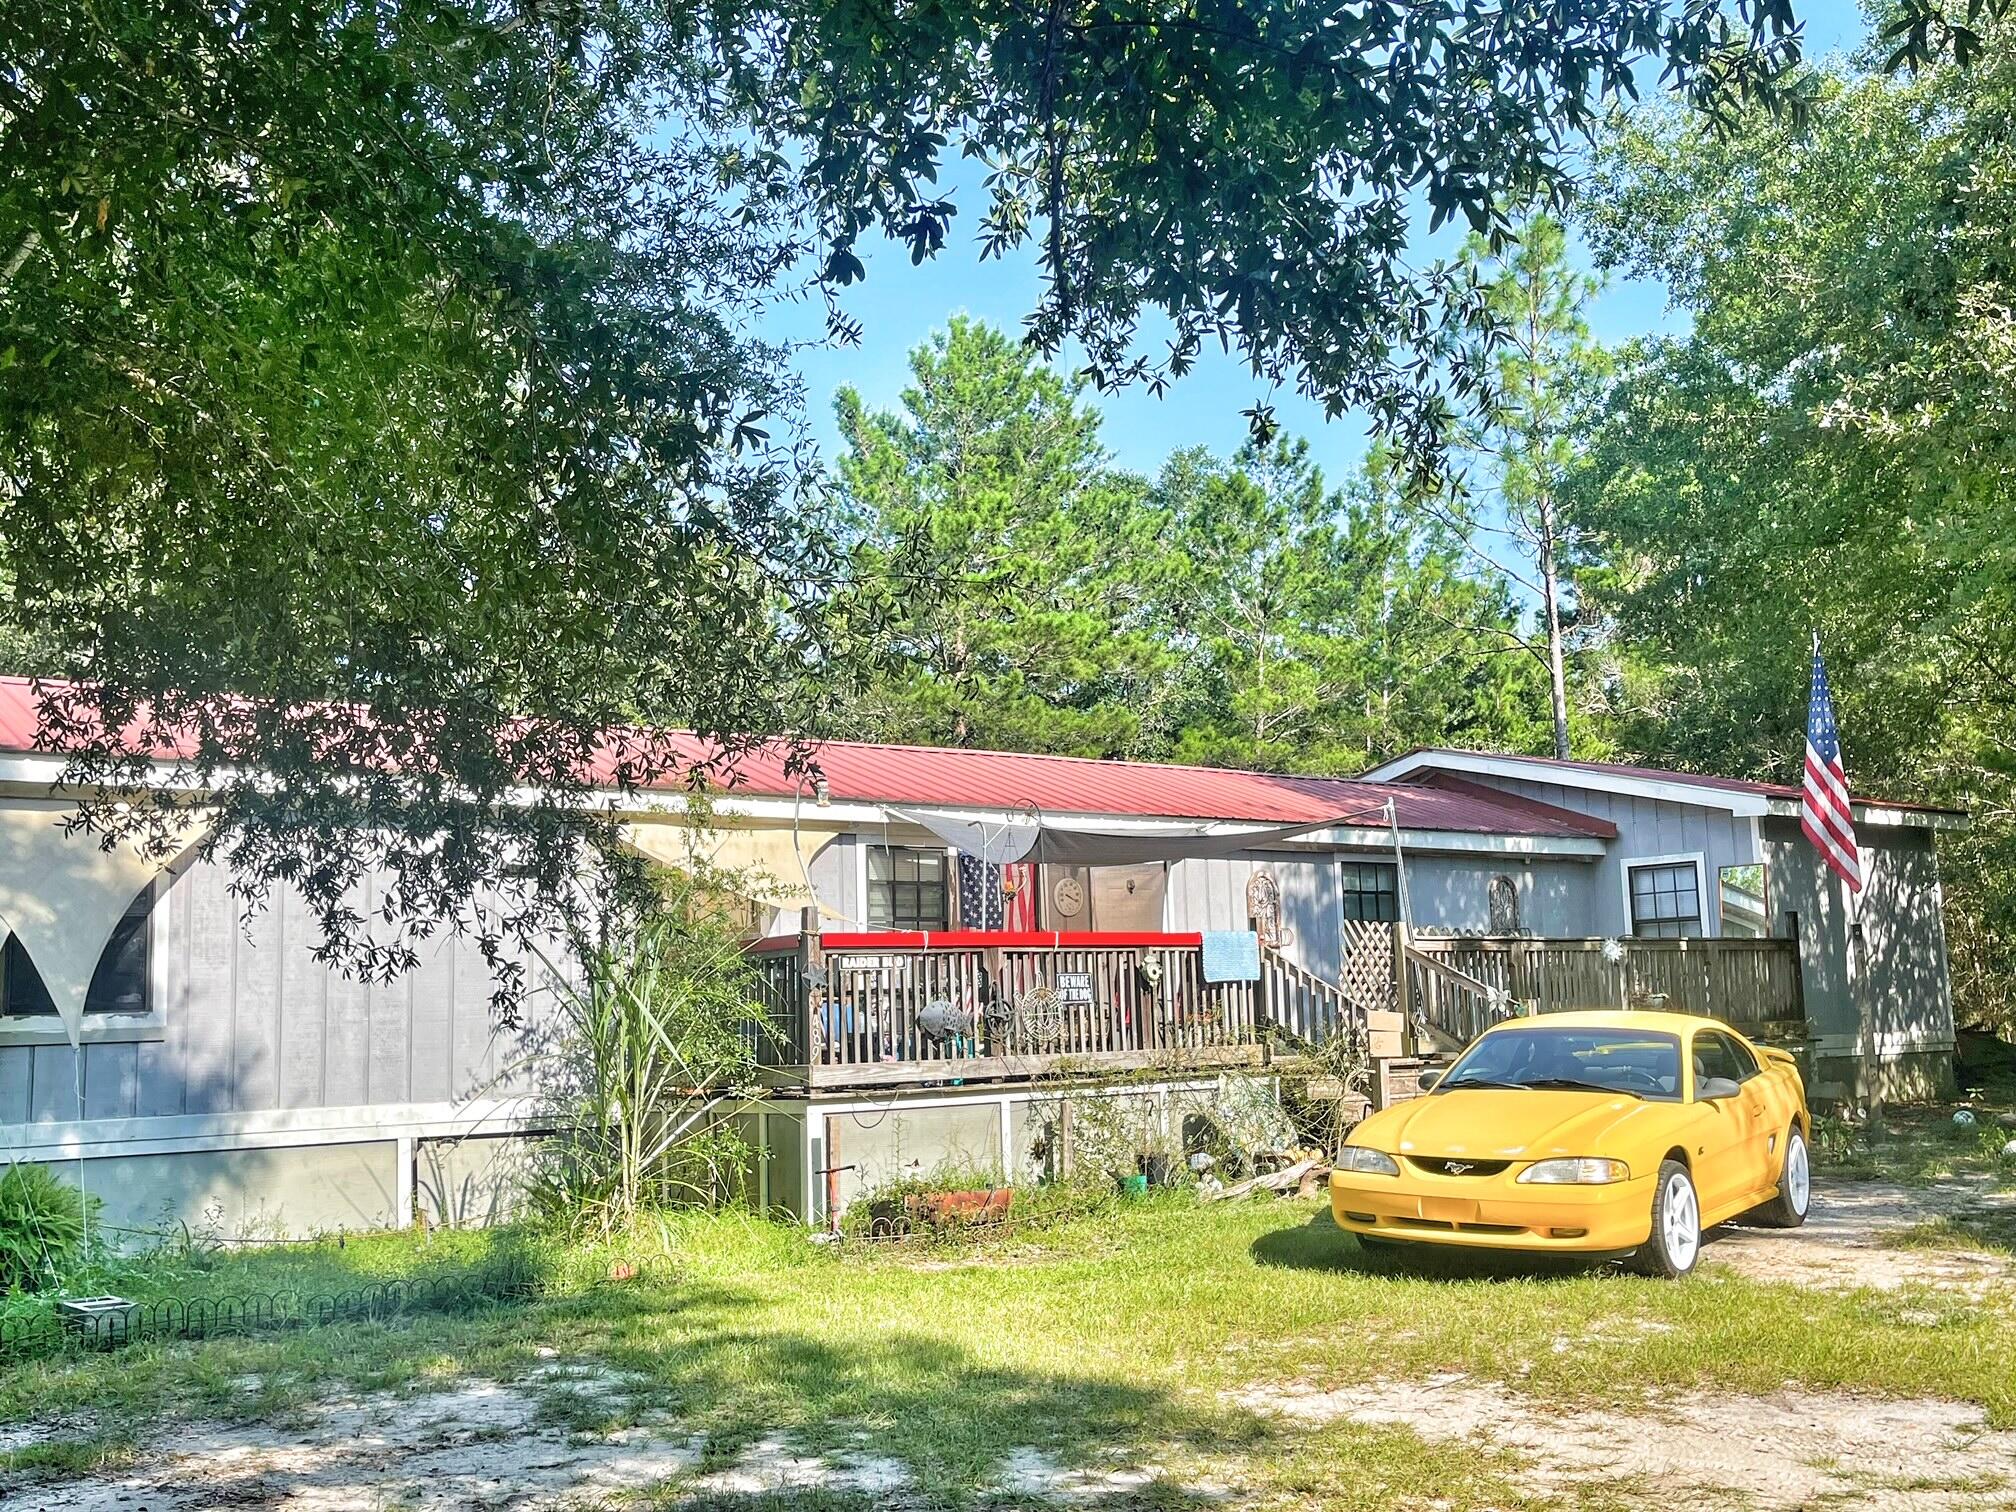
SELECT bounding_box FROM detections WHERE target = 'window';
[1693,1030,1759,1089]
[1339,860,1398,922]
[1718,864,1768,938]
[1628,861,1703,939]
[867,846,948,931]
[3,886,154,1018]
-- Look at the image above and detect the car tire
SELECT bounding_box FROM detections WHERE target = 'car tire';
[1629,1159,1702,1278]
[1751,1126,1812,1230]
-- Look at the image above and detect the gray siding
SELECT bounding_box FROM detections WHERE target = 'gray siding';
[804,833,862,928]
[1762,816,1955,1063]
[1456,775,1758,937]
[1404,855,1595,936]
[1,855,556,1126]
[1164,852,1343,979]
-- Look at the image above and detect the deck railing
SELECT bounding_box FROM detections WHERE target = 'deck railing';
[748,930,1276,1087]
[1402,943,1514,1048]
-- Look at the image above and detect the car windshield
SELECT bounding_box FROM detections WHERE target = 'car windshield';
[1438,1027,1682,1100]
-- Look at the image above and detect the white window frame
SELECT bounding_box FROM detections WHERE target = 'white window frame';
[1619,852,1710,940]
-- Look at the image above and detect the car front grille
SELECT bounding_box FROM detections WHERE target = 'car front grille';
[1405,1157,1512,1178]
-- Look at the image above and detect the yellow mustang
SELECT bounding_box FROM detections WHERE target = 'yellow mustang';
[1330,1011,1810,1277]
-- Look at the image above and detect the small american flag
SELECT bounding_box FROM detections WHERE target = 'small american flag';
[1802,642,1862,892]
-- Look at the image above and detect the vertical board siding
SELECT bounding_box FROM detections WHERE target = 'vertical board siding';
[232,898,283,1112]
[1763,816,1953,1057]
[277,886,327,1108]
[4,855,560,1126]
[1457,775,1757,937]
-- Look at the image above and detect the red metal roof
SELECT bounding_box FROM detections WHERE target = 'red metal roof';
[0,678,1614,837]
[1384,748,1962,817]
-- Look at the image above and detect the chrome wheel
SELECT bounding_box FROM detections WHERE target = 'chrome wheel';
[1662,1171,1700,1270]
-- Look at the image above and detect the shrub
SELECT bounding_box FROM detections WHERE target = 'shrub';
[0,1162,98,1291]
[527,888,772,1236]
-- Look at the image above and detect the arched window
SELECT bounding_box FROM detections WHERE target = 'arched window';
[2,884,155,1018]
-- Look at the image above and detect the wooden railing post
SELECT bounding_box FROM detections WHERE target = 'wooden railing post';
[796,906,822,1067]
[1393,920,1412,1053]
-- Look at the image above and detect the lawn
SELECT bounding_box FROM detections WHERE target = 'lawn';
[5,1183,2016,1510]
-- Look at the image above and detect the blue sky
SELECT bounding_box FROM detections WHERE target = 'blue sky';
[766,0,1870,489]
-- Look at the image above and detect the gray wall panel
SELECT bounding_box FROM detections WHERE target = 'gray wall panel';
[4,853,568,1129]
[277,886,327,1108]
[1460,775,1757,937]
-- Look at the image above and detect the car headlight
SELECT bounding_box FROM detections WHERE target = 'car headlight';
[1517,1157,1630,1185]
[1335,1146,1401,1177]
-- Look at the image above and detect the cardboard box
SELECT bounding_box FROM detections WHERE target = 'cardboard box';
[1368,1029,1406,1059]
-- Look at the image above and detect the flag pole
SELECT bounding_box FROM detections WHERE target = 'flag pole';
[1849,866,1881,1131]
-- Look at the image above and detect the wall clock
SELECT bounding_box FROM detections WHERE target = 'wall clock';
[1052,875,1086,919]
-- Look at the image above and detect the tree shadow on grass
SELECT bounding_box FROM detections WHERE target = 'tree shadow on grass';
[556,1286,1264,1503]
[1250,1209,1612,1284]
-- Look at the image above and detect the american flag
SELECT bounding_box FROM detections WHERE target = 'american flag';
[1802,643,1862,892]
[956,853,1005,929]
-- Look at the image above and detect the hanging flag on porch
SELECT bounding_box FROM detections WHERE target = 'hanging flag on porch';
[1802,640,1862,892]
[956,852,1005,929]
[1001,861,1036,930]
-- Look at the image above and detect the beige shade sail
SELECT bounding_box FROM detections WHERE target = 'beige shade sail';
[620,820,842,912]
[0,799,211,1049]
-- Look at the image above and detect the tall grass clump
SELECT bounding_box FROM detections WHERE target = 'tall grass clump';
[1,1161,98,1291]
[528,884,773,1236]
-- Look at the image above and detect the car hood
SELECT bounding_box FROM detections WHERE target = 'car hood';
[1359,1088,1666,1162]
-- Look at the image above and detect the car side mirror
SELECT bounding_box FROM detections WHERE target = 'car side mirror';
[1698,1075,1741,1101]
[1417,1069,1443,1092]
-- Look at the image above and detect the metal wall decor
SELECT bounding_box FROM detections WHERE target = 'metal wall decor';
[1245,870,1294,950]
[1013,984,1066,1051]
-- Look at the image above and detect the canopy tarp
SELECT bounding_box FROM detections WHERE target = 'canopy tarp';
[0,800,209,1049]
[887,806,1339,867]
[621,820,843,911]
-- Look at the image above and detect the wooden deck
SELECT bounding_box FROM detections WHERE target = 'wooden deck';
[746,925,1810,1091]
[747,928,1360,1090]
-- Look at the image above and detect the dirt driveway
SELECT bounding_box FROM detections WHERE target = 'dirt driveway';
[1705,1173,2016,1293]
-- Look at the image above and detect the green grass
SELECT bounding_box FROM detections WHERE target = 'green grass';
[3,1195,2016,1509]
[1809,1102,2016,1187]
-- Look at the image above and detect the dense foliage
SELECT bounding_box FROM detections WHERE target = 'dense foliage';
[1571,22,2016,1027]
[836,323,1553,769]
[527,883,769,1236]
[2,0,1837,991]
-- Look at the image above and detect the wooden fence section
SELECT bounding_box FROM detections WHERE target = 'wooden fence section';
[1406,935,1802,1030]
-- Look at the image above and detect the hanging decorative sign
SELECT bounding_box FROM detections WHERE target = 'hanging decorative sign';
[1245,870,1293,950]
[1056,971,1095,1005]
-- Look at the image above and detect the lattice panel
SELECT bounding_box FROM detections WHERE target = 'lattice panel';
[1338,920,1397,1014]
